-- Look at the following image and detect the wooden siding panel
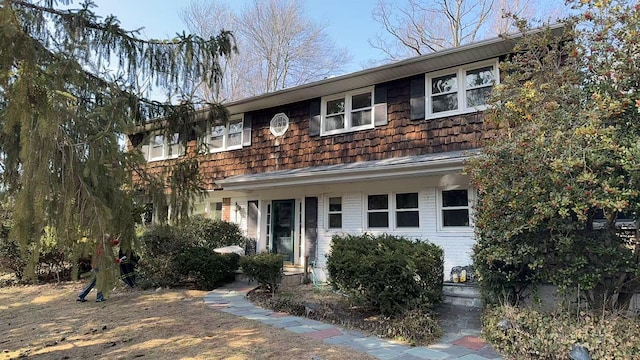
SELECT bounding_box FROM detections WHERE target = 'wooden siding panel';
[134,77,487,190]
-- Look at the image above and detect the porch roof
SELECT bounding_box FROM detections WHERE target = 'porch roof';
[217,149,479,191]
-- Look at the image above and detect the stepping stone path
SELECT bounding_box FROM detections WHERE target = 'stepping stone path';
[204,282,503,360]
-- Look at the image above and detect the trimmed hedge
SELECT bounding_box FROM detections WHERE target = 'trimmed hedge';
[326,233,443,316]
[484,305,640,359]
[180,216,246,250]
[240,252,283,293]
[176,247,239,290]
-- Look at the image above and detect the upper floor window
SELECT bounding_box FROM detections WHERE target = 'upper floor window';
[440,189,471,228]
[144,132,183,161]
[321,87,374,135]
[427,59,498,119]
[207,115,243,152]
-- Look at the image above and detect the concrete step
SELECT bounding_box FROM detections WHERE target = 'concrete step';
[443,283,483,308]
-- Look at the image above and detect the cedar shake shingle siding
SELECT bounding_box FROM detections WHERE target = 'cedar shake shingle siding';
[133,77,487,190]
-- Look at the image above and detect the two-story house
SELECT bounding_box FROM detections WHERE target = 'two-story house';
[128,26,562,281]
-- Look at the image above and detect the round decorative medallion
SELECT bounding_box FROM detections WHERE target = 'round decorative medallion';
[270,112,289,137]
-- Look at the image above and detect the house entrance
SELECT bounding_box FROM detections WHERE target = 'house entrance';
[271,199,295,263]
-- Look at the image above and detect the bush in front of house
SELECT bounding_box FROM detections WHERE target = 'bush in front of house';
[326,233,444,316]
[137,224,186,288]
[137,219,247,289]
[175,247,240,290]
[179,216,246,250]
[240,252,283,293]
[483,305,640,359]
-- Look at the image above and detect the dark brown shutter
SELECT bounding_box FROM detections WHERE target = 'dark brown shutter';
[309,99,321,137]
[410,77,426,120]
[242,113,252,146]
[304,197,318,261]
[374,84,388,127]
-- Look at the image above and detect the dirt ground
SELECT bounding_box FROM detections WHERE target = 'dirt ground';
[0,282,375,360]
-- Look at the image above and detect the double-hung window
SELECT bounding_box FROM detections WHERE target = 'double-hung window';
[441,189,471,228]
[395,193,419,227]
[322,87,374,135]
[367,193,420,229]
[208,115,243,152]
[145,132,183,161]
[427,59,498,118]
[328,197,343,229]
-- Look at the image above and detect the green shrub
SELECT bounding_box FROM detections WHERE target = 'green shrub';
[137,225,189,288]
[180,216,245,250]
[483,305,640,359]
[326,233,443,316]
[175,247,239,290]
[240,252,283,293]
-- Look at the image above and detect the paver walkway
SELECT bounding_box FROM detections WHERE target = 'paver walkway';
[204,281,503,360]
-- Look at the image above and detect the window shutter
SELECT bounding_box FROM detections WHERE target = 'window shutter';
[242,114,252,146]
[374,84,388,127]
[304,197,318,261]
[410,77,425,120]
[309,99,321,137]
[247,200,258,239]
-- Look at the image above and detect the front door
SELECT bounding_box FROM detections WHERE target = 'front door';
[271,199,295,263]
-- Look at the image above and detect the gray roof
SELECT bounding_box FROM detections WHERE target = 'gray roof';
[217,149,479,190]
[224,24,565,115]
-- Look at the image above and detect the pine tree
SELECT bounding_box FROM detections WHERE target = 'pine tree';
[0,0,235,282]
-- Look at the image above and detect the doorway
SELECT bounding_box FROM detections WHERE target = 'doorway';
[271,199,295,263]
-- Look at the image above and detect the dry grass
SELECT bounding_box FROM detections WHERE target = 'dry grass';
[0,282,375,360]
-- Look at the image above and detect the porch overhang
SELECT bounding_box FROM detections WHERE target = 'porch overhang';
[217,149,479,191]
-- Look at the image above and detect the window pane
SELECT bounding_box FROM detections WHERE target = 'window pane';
[396,193,418,209]
[324,114,344,131]
[466,87,492,107]
[397,211,419,227]
[150,135,164,158]
[351,109,371,127]
[211,125,225,137]
[432,74,457,94]
[168,143,182,157]
[229,121,243,134]
[329,214,342,228]
[466,66,494,88]
[228,133,242,147]
[443,209,469,226]
[368,195,388,210]
[432,93,458,113]
[368,212,389,228]
[210,136,224,149]
[352,92,372,110]
[442,190,468,207]
[329,197,342,212]
[326,98,345,115]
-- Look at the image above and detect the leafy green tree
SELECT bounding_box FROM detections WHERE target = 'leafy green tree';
[469,0,640,310]
[0,0,234,281]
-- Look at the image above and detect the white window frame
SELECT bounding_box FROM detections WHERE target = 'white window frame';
[321,86,375,136]
[146,132,184,162]
[326,196,343,230]
[437,188,474,232]
[426,59,499,119]
[365,192,420,230]
[207,114,244,153]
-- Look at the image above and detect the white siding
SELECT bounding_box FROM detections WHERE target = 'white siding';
[312,175,475,282]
